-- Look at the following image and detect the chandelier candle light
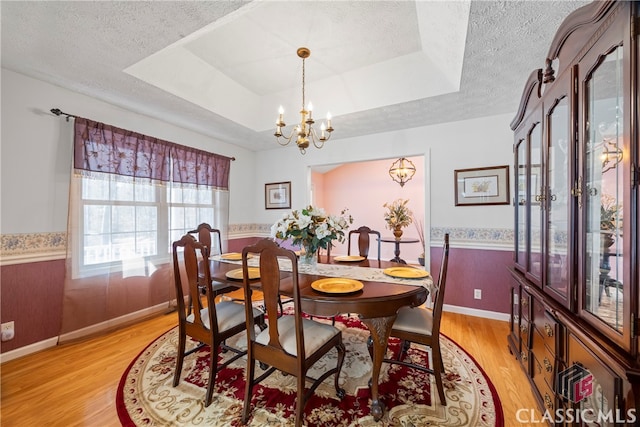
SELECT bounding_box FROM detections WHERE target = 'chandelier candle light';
[275,47,333,154]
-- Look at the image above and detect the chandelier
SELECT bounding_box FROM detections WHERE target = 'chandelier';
[275,47,333,154]
[389,157,416,187]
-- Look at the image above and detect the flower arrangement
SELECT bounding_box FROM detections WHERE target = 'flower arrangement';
[271,205,353,259]
[383,199,413,230]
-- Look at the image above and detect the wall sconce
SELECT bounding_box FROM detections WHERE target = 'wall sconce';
[389,157,416,187]
[601,138,623,173]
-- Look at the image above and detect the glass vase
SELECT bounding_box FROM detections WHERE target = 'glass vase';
[299,244,318,269]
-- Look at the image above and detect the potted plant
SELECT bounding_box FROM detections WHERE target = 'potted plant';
[600,194,622,249]
[383,199,413,240]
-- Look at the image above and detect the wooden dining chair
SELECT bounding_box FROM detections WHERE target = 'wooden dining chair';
[187,223,230,313]
[348,226,381,261]
[188,222,223,256]
[241,238,346,427]
[381,233,450,405]
[171,234,265,407]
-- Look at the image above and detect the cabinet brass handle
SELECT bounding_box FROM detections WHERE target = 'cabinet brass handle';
[521,351,528,361]
[521,297,528,306]
[544,393,553,409]
[544,323,554,337]
[521,324,528,333]
[544,357,553,372]
[549,194,557,201]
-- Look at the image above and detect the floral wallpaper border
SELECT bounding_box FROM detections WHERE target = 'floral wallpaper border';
[1,226,514,264]
[1,232,67,257]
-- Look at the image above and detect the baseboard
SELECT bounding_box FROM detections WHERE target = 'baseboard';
[443,304,510,322]
[0,337,59,364]
[58,302,172,343]
[0,302,173,364]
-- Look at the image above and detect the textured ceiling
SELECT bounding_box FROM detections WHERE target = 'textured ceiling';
[1,0,591,152]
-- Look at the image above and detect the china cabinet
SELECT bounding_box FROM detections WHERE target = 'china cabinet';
[509,1,639,424]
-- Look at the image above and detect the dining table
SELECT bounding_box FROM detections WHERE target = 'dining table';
[205,252,431,421]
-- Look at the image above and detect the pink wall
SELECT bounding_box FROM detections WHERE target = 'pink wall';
[313,157,425,262]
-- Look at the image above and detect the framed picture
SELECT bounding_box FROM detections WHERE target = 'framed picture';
[516,164,541,205]
[265,181,291,209]
[454,165,510,206]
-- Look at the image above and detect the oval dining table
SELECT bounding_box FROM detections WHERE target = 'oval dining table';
[206,254,429,421]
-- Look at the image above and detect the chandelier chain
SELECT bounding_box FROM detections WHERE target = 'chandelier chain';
[301,57,306,111]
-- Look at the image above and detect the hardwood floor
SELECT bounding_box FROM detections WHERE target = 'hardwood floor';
[1,311,539,426]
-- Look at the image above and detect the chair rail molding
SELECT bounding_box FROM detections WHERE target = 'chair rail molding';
[1,225,514,266]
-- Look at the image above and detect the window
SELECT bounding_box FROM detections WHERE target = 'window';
[70,117,231,278]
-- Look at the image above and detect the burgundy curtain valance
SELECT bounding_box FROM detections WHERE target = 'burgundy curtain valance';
[74,118,232,189]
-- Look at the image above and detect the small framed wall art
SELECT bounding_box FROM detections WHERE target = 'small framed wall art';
[265,181,291,209]
[454,165,510,206]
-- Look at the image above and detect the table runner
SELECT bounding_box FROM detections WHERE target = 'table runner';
[212,254,433,288]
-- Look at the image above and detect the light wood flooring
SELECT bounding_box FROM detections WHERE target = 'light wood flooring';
[1,311,539,426]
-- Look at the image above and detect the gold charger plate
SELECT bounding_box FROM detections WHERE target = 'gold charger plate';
[225,267,260,280]
[311,278,364,294]
[334,255,365,262]
[221,253,253,260]
[383,267,429,279]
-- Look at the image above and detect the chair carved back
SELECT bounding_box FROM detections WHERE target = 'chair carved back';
[189,223,223,256]
[173,234,217,335]
[431,233,450,337]
[348,226,381,261]
[242,238,306,358]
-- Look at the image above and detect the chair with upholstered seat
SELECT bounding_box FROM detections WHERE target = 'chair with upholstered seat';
[348,226,381,262]
[171,234,265,407]
[382,233,450,405]
[241,238,346,427]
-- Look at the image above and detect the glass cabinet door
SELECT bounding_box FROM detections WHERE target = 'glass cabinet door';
[583,45,625,335]
[546,96,570,302]
[515,139,527,271]
[528,122,543,284]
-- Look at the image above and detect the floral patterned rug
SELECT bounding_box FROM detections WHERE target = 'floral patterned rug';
[117,314,503,426]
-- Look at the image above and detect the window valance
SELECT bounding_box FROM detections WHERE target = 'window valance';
[74,118,232,189]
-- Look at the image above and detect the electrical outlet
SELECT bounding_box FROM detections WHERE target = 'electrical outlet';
[474,289,482,300]
[1,321,15,341]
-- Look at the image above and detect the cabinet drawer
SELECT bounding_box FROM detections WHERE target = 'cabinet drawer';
[520,290,532,322]
[532,366,556,414]
[533,310,558,356]
[532,347,555,394]
[520,320,531,349]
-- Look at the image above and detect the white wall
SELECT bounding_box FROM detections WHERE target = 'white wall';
[1,68,516,240]
[253,113,515,232]
[0,69,256,234]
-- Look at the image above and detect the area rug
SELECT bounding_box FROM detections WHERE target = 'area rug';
[117,314,503,426]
